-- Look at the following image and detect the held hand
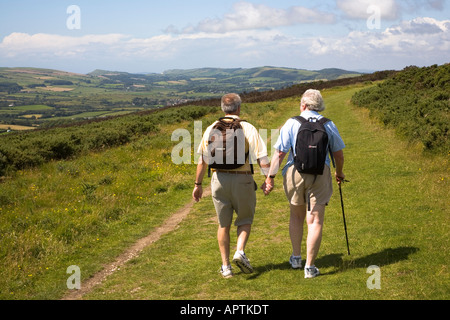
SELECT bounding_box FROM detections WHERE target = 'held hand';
[260,182,267,193]
[192,185,203,202]
[260,182,272,195]
[335,172,347,185]
[263,177,274,195]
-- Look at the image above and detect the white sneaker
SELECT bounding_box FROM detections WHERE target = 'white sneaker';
[289,255,302,269]
[220,265,233,278]
[232,251,254,274]
[304,266,320,278]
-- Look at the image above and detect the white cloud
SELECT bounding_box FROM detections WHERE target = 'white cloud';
[167,1,335,34]
[336,0,399,20]
[0,32,128,58]
[1,17,448,72]
[336,0,446,21]
[400,16,446,34]
[0,29,286,64]
[309,17,450,60]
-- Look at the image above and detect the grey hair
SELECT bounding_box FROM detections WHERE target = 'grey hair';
[301,89,325,112]
[221,93,241,114]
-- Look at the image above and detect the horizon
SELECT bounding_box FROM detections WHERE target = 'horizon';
[0,1,449,74]
[0,65,377,76]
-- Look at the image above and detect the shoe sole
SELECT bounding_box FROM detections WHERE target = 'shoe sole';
[232,257,254,274]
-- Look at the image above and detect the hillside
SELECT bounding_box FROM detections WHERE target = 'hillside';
[88,66,363,100]
[0,66,362,130]
[0,69,393,178]
[159,66,361,81]
[352,64,449,154]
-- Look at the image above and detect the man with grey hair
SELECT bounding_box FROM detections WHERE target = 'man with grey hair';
[263,89,346,278]
[193,93,270,278]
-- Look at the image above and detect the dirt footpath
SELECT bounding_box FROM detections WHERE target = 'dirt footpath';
[62,187,211,300]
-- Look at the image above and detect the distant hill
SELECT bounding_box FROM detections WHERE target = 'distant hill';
[154,66,362,82]
[0,66,365,129]
[87,66,363,97]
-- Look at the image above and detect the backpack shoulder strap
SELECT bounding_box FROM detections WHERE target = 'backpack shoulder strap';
[317,117,336,168]
[218,117,247,125]
[292,116,307,124]
[219,117,247,121]
[219,117,236,121]
[318,117,331,125]
[292,116,331,125]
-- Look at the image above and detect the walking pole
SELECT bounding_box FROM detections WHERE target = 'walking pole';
[338,180,350,255]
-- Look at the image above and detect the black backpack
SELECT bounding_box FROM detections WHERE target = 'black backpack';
[207,117,250,171]
[292,116,334,175]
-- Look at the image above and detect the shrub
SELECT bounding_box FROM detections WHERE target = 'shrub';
[352,64,449,154]
[0,105,216,177]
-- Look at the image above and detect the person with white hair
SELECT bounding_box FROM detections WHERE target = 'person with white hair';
[263,89,346,278]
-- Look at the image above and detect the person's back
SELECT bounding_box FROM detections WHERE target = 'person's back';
[193,93,270,278]
[263,89,346,278]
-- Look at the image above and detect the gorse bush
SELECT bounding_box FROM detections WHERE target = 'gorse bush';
[351,64,449,154]
[0,106,216,176]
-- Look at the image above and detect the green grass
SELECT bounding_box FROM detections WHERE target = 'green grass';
[12,105,53,111]
[1,83,448,300]
[83,84,448,300]
[0,112,216,299]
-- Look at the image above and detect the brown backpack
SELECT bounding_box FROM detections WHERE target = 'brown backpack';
[207,117,250,170]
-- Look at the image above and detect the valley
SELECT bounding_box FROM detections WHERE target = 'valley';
[0,66,362,131]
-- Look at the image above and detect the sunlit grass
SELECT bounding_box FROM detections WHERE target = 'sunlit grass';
[85,84,448,300]
[1,83,448,300]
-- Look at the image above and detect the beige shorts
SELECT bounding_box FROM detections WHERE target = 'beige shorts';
[283,165,333,206]
[211,172,256,227]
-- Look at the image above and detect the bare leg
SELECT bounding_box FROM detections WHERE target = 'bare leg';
[218,225,231,266]
[305,203,326,267]
[289,204,307,256]
[236,224,251,252]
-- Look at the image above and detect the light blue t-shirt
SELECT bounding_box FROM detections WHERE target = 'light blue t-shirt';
[273,110,346,176]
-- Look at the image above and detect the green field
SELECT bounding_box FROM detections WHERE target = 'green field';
[0,80,448,301]
[12,105,53,111]
[0,66,364,129]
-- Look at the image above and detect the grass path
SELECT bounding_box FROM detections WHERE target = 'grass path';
[80,85,448,300]
[62,187,211,300]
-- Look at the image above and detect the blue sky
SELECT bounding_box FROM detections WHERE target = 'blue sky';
[0,0,449,73]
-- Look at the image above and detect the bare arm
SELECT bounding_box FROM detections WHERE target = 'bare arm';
[192,156,208,202]
[257,155,271,176]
